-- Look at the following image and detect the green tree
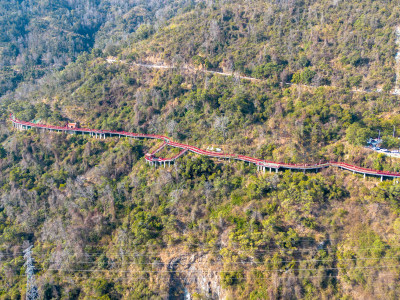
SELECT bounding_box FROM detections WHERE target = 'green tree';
[346,123,372,145]
[381,135,400,149]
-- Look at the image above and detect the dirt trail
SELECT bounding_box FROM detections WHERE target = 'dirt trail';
[107,58,399,95]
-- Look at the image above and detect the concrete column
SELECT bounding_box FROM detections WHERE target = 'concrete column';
[364,173,366,179]
[276,168,278,173]
[263,166,265,173]
[269,168,272,173]
[381,176,383,182]
[169,161,171,167]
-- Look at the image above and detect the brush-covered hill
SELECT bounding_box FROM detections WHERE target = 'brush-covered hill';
[2,0,400,299]
[0,0,193,97]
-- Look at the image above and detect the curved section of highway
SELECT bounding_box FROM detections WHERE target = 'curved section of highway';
[9,114,400,180]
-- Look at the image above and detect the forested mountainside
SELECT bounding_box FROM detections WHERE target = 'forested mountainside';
[2,0,400,299]
[0,0,193,97]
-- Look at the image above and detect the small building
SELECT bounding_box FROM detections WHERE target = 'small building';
[66,122,79,129]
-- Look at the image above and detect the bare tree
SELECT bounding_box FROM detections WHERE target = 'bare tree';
[213,115,229,138]
[167,120,178,137]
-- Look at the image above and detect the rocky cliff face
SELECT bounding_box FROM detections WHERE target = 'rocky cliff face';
[168,253,222,299]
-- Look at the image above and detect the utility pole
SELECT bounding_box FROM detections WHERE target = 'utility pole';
[23,246,38,300]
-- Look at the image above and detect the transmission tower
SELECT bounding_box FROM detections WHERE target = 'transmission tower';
[23,245,38,300]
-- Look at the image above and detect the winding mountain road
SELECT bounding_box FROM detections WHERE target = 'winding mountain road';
[112,59,399,95]
[9,114,400,181]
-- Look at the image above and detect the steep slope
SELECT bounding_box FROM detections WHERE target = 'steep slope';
[0,0,194,97]
[2,0,400,299]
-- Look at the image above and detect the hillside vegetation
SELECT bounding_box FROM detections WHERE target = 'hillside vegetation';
[0,0,193,97]
[2,0,400,299]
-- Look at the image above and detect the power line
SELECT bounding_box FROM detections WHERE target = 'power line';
[41,255,400,266]
[39,263,400,273]
[3,243,400,259]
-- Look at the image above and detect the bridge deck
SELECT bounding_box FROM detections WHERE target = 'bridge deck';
[10,114,400,179]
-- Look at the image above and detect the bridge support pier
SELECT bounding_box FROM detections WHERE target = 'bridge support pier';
[269,168,271,173]
[381,176,383,182]
[276,168,278,173]
[364,173,366,179]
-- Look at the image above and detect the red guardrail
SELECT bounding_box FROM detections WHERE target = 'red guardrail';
[9,114,400,178]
